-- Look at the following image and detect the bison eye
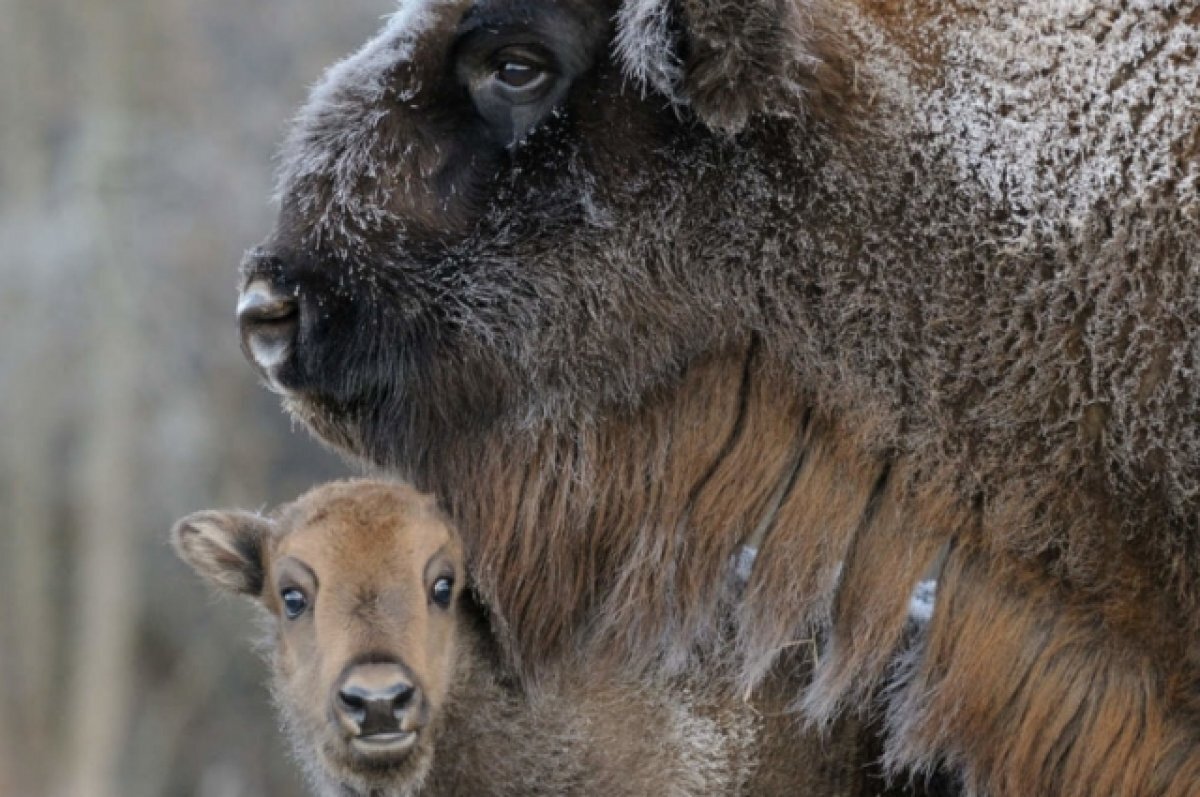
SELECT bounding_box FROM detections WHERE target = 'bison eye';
[281,587,309,619]
[495,58,547,91]
[486,47,553,103]
[458,40,565,146]
[430,577,454,609]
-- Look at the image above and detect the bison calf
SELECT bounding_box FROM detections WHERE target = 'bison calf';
[172,480,930,796]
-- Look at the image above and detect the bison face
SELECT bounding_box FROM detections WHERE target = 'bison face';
[238,0,839,467]
[173,482,466,796]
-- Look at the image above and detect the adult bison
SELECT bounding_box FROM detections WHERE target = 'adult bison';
[236,0,1200,794]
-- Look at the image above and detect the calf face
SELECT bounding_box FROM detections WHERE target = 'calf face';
[172,481,464,794]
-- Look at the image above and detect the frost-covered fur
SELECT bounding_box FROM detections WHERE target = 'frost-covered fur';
[615,0,845,133]
[239,1,1200,795]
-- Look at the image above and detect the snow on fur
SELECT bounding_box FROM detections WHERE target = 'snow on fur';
[249,2,1200,795]
[274,0,453,255]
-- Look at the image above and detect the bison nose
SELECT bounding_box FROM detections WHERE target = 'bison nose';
[334,664,420,738]
[237,278,299,382]
[238,280,296,324]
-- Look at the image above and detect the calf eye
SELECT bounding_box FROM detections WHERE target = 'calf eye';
[430,577,454,608]
[281,588,309,619]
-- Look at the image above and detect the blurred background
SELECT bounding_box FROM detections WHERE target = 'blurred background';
[0,1,395,794]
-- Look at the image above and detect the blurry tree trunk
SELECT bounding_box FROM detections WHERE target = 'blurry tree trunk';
[53,1,143,794]
[0,0,52,201]
[2,388,60,795]
[1,0,375,792]
[126,644,227,797]
[0,1,62,793]
[56,150,142,797]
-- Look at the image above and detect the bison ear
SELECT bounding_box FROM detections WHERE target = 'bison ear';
[615,0,844,136]
[171,510,273,598]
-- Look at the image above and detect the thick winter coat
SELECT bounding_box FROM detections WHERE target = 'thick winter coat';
[234,2,1200,794]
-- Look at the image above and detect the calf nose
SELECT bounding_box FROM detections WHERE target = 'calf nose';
[334,664,419,737]
[237,277,299,379]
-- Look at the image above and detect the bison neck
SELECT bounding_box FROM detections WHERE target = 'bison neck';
[415,342,939,685]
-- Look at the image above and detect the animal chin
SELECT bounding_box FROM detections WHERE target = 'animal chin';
[350,730,418,760]
[329,729,433,794]
[251,348,296,396]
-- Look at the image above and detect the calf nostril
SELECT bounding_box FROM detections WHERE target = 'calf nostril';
[391,683,415,713]
[336,688,369,728]
[336,679,416,736]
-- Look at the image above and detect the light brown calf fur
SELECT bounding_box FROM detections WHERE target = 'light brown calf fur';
[173,480,949,796]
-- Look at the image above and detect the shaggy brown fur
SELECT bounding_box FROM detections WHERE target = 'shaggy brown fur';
[172,480,944,796]
[233,1,1200,794]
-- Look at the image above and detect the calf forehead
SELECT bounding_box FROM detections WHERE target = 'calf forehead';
[275,482,457,574]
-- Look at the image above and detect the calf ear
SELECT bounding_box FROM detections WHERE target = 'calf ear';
[171,510,272,598]
[615,0,845,136]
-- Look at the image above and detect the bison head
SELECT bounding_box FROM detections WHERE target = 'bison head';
[237,0,846,470]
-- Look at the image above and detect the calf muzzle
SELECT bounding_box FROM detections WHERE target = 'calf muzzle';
[333,661,424,756]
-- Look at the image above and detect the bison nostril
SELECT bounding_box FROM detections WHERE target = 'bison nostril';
[237,281,297,325]
[238,280,299,379]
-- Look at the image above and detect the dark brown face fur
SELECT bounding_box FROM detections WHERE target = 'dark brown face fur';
[243,0,618,438]
[172,481,466,796]
[237,0,843,468]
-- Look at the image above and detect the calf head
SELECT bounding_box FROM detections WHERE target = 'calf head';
[236,0,846,468]
[172,481,465,795]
